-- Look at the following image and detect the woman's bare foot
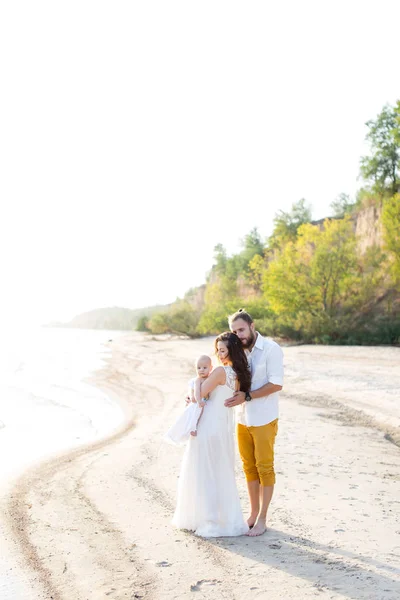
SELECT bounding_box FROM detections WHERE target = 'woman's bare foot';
[246,518,266,537]
[190,431,197,437]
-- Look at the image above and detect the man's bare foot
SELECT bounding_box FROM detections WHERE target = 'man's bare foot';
[190,431,197,437]
[247,515,258,529]
[246,519,266,537]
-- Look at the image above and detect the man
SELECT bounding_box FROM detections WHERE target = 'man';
[225,309,283,537]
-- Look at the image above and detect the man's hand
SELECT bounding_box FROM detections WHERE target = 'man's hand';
[224,391,246,407]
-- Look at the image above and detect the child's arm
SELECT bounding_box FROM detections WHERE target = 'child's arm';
[190,387,196,403]
[194,378,207,407]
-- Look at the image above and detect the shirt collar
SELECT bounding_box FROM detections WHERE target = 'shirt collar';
[251,332,264,352]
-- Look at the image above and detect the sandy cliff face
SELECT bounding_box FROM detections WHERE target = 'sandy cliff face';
[312,204,384,254]
[236,275,261,299]
[184,284,206,311]
[354,203,383,254]
[188,203,386,312]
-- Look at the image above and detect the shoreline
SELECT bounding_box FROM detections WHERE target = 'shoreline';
[2,334,138,600]
[3,332,400,599]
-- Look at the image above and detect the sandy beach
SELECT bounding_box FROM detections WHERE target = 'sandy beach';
[2,333,400,600]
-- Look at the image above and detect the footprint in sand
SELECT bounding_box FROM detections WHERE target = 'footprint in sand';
[190,579,220,591]
[156,560,171,567]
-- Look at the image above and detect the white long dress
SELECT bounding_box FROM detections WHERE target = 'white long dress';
[172,366,249,538]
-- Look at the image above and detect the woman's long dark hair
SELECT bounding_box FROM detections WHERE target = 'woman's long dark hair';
[214,332,251,393]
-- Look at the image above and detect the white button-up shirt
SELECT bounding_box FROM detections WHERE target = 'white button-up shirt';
[237,333,284,427]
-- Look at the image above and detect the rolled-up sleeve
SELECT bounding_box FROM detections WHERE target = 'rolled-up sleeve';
[266,344,284,386]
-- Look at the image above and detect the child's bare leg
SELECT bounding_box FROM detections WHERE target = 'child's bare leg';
[190,407,204,437]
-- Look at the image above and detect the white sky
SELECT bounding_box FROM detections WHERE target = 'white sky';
[1,1,399,326]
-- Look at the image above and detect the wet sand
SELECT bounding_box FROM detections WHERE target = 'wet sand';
[3,333,400,599]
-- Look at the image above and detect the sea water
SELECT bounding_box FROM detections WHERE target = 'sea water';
[0,326,127,599]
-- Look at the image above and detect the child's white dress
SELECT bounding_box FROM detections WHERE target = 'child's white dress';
[164,401,203,446]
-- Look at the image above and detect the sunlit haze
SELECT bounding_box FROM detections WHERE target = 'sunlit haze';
[1,1,399,327]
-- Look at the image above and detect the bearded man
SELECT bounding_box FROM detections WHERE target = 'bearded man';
[225,309,284,537]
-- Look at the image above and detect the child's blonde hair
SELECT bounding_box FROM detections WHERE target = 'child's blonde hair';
[195,354,212,367]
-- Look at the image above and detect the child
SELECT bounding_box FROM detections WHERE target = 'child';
[187,355,212,436]
[164,355,212,445]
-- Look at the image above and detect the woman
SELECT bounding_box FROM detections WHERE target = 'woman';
[172,332,251,537]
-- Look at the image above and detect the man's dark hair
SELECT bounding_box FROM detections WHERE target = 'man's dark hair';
[228,308,254,327]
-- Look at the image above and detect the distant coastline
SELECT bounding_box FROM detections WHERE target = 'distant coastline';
[45,304,169,331]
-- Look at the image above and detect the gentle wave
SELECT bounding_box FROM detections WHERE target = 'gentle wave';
[0,327,127,479]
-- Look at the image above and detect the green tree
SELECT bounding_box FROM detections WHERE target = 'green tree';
[248,253,266,289]
[210,244,243,291]
[269,198,312,248]
[360,103,400,196]
[239,228,265,264]
[395,100,400,145]
[167,301,199,336]
[148,312,170,334]
[136,315,149,331]
[196,278,240,335]
[148,301,200,336]
[213,243,227,274]
[263,218,362,340]
[330,193,356,218]
[382,193,400,281]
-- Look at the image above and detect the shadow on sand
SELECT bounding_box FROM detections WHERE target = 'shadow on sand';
[206,528,399,599]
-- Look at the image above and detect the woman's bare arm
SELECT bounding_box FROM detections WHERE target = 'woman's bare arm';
[199,366,226,397]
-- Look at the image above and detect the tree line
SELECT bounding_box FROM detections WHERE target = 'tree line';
[140,101,400,344]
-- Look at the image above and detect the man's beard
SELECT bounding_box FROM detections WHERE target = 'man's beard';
[241,330,256,349]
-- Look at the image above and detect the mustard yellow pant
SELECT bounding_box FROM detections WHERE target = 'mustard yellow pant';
[237,420,278,487]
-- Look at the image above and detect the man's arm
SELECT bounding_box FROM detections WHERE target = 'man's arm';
[224,382,282,407]
[247,381,282,399]
[224,343,283,408]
